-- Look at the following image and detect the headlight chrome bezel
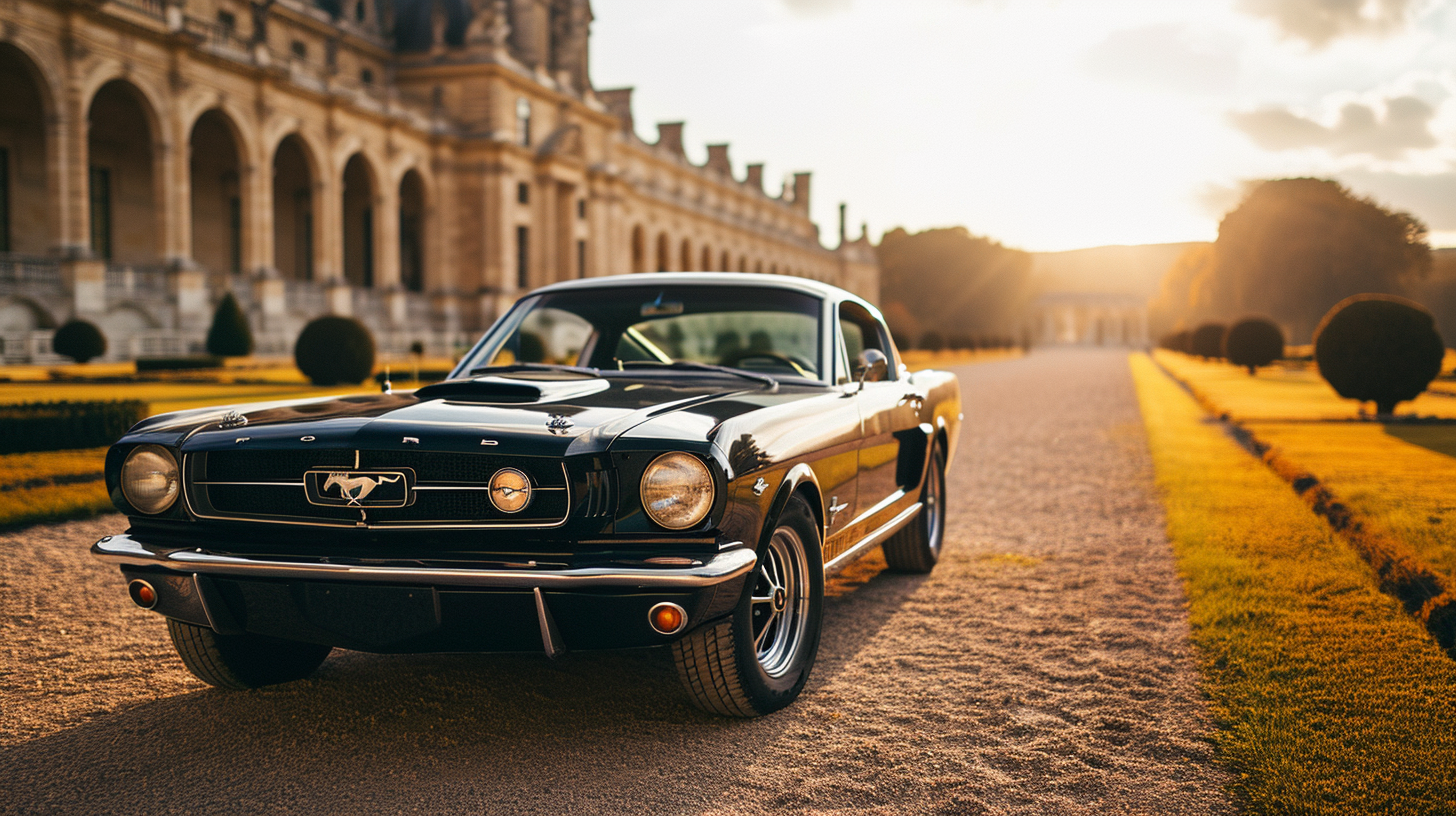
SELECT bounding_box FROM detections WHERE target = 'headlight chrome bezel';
[640,452,716,531]
[120,444,181,515]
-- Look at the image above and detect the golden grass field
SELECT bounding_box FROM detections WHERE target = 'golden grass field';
[1131,353,1456,813]
[1155,350,1456,582]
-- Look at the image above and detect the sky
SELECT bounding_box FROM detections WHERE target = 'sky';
[588,0,1456,253]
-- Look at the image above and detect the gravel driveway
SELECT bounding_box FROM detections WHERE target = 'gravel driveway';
[0,348,1235,814]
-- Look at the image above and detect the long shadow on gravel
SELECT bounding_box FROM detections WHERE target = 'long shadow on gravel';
[0,563,928,814]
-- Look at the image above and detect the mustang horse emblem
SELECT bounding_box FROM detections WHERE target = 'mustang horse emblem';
[323,472,400,506]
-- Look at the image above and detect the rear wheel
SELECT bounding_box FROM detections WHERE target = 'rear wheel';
[672,495,824,716]
[167,619,332,689]
[883,440,946,573]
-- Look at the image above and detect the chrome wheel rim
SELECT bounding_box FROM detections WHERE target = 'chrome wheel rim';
[751,525,809,677]
[926,458,944,556]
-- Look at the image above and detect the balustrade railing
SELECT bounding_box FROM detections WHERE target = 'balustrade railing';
[105,263,170,299]
[0,255,63,291]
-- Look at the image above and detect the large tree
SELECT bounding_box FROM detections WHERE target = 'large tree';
[877,227,1032,343]
[1194,178,1430,342]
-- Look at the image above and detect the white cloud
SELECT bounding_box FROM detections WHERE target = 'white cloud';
[1229,95,1439,158]
[1238,0,1417,47]
[780,0,852,17]
[1081,24,1242,95]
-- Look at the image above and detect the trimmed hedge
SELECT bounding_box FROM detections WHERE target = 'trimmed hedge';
[1190,322,1227,359]
[0,400,148,454]
[53,319,107,363]
[206,292,254,357]
[1224,317,1285,375]
[135,355,225,372]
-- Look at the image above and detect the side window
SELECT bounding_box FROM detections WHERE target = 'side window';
[490,307,593,366]
[838,302,895,382]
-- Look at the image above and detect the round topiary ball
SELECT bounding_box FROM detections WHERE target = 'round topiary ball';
[52,318,107,363]
[1313,294,1445,416]
[294,315,376,385]
[1223,317,1285,375]
[1190,322,1227,359]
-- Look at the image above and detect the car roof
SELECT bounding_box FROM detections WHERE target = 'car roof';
[531,272,856,303]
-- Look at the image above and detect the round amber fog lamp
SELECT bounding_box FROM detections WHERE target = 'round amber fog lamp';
[489,468,532,513]
[649,602,687,635]
[120,444,180,515]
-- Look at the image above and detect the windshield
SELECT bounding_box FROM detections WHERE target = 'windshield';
[456,285,825,382]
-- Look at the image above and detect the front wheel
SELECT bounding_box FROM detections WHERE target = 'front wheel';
[672,495,824,717]
[882,440,946,573]
[167,619,332,689]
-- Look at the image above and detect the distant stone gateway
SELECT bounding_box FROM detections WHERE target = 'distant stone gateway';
[0,0,878,364]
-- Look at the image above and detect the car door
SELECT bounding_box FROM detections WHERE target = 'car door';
[840,302,923,536]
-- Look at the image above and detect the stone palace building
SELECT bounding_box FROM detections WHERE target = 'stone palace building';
[0,0,879,362]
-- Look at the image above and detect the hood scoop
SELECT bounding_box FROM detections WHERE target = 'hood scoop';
[414,376,611,404]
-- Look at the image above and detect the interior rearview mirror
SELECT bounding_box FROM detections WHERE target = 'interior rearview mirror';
[855,348,888,388]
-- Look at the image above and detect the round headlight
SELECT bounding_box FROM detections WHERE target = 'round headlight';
[641,452,715,530]
[120,444,179,515]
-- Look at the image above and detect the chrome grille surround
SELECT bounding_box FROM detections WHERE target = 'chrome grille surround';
[183,449,572,530]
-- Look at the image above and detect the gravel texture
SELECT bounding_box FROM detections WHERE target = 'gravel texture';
[0,348,1235,814]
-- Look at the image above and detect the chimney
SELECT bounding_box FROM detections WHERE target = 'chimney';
[791,172,811,213]
[744,163,764,192]
[655,122,685,157]
[838,203,847,245]
[596,87,635,136]
[705,144,731,176]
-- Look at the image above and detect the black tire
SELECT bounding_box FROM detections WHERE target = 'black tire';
[167,619,332,690]
[672,495,824,717]
[883,440,946,573]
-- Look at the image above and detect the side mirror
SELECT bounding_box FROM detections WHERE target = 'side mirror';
[855,348,888,388]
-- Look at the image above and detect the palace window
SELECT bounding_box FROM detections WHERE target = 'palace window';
[0,148,9,253]
[577,240,587,278]
[516,225,530,289]
[88,166,112,261]
[577,199,586,219]
[361,68,374,85]
[291,40,308,59]
[516,98,532,147]
[216,10,236,32]
[517,182,529,205]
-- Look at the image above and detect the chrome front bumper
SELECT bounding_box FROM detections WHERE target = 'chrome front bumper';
[91,533,757,590]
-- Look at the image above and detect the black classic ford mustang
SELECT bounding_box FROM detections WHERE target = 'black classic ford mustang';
[94,273,961,716]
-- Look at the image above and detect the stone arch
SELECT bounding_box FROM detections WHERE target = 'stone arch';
[700,244,712,271]
[86,78,163,264]
[0,296,56,332]
[0,42,56,254]
[631,224,646,274]
[341,152,380,288]
[271,133,320,281]
[398,167,427,293]
[737,254,747,273]
[187,108,247,275]
[656,231,670,272]
[721,250,731,272]
[679,237,693,271]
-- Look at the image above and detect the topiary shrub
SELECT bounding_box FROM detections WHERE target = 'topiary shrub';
[1223,317,1285,375]
[294,315,375,385]
[1313,294,1445,416]
[206,292,254,357]
[919,331,945,352]
[1190,322,1227,359]
[52,319,107,363]
[1159,329,1191,353]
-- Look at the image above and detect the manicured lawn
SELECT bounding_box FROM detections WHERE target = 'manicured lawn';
[0,447,113,528]
[1154,350,1456,580]
[1131,353,1456,813]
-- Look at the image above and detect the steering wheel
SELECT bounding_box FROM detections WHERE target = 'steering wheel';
[720,350,813,378]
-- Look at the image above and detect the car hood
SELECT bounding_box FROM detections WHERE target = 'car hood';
[146,374,824,457]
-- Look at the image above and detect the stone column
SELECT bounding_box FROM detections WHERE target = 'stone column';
[374,183,400,289]
[60,83,90,255]
[62,258,107,316]
[171,263,209,329]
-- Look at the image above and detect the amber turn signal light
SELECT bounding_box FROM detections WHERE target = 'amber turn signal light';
[648,602,687,635]
[128,579,157,609]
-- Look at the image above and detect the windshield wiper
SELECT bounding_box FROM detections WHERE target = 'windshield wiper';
[620,360,778,390]
[467,363,601,377]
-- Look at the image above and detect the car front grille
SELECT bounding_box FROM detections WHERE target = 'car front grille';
[185,448,575,529]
